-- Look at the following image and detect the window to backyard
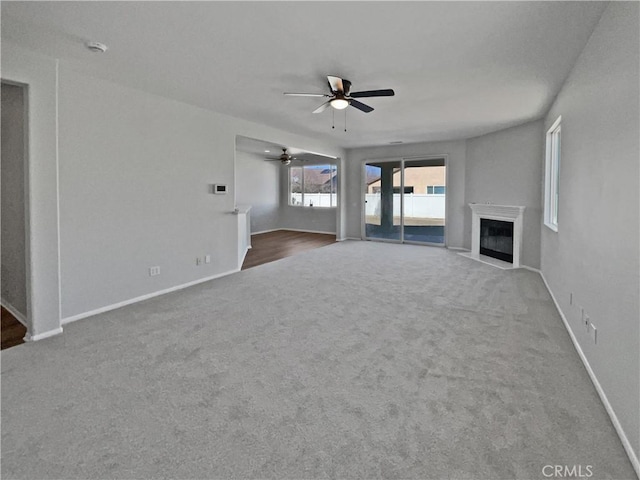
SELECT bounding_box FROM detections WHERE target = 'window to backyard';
[290,164,338,207]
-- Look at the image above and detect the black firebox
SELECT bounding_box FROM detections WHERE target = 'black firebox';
[480,219,514,263]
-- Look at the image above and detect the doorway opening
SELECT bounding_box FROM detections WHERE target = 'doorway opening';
[1,81,30,348]
[363,157,446,245]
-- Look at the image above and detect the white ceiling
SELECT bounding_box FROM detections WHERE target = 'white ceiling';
[2,1,607,148]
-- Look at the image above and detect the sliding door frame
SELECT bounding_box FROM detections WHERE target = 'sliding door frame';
[361,157,404,243]
[361,154,448,246]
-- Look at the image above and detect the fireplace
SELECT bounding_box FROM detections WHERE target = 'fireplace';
[467,204,525,268]
[480,219,514,263]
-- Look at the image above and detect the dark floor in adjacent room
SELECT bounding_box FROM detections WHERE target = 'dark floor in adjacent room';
[242,229,336,270]
[1,306,26,350]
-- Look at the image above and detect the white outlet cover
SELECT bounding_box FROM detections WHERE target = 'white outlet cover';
[205,255,211,264]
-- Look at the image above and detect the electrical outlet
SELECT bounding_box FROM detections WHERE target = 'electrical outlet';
[149,266,160,276]
[590,323,597,343]
[204,254,211,264]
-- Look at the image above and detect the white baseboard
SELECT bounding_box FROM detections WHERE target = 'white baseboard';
[520,265,541,274]
[251,228,280,235]
[446,246,469,252]
[252,228,337,236]
[280,228,337,235]
[0,297,28,327]
[62,268,240,325]
[344,237,362,241]
[24,327,63,342]
[539,271,640,479]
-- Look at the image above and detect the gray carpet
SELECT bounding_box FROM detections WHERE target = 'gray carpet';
[1,241,636,479]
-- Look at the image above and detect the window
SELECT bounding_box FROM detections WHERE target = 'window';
[427,185,446,195]
[544,116,561,231]
[289,164,338,207]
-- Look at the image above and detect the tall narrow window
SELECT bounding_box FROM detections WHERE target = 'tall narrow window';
[289,164,338,208]
[544,116,561,231]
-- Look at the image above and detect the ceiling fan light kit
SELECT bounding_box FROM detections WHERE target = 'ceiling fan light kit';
[330,97,349,110]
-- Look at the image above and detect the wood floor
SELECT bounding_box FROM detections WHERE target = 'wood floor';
[1,306,26,350]
[242,230,336,270]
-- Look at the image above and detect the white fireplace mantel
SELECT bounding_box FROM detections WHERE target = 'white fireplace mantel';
[469,203,525,268]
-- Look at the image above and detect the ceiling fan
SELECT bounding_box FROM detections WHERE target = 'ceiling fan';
[284,75,395,114]
[265,148,295,165]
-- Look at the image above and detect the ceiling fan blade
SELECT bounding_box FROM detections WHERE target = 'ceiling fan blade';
[342,80,352,96]
[313,101,331,114]
[350,99,374,113]
[284,93,328,97]
[350,89,395,98]
[327,75,344,93]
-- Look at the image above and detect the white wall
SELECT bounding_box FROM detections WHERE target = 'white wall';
[4,42,344,323]
[541,1,639,469]
[1,43,60,338]
[56,67,343,319]
[344,141,467,248]
[1,83,28,318]
[465,120,544,268]
[57,67,239,318]
[235,150,279,233]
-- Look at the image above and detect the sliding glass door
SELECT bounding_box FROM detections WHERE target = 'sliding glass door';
[403,158,446,244]
[364,158,446,245]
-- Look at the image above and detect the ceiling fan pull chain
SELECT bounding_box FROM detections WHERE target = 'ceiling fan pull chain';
[332,109,335,129]
[344,110,347,132]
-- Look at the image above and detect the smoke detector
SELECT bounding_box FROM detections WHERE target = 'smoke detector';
[86,41,108,53]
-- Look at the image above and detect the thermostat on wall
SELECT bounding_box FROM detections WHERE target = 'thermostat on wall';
[212,184,227,195]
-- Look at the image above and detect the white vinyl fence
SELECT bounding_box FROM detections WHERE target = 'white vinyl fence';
[290,193,445,217]
[291,193,337,208]
[365,194,445,218]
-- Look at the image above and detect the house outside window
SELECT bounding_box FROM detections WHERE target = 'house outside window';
[290,164,338,207]
[544,116,561,231]
[426,185,446,195]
